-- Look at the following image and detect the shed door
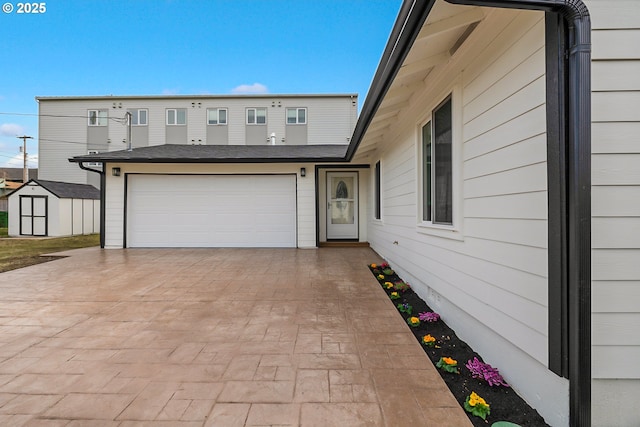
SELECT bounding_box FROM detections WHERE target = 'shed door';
[20,196,48,236]
[127,174,297,248]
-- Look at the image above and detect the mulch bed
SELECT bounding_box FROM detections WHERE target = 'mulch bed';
[369,263,549,426]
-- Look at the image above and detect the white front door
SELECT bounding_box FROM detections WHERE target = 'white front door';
[326,172,358,239]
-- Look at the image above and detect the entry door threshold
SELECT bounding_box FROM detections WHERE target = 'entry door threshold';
[319,241,370,248]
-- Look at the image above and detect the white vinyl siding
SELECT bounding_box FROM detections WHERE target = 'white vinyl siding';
[366,8,566,424]
[587,0,640,424]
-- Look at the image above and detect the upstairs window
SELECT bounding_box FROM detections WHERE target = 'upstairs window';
[88,110,108,126]
[286,108,306,124]
[207,108,227,125]
[422,96,453,225]
[129,109,148,126]
[246,107,266,125]
[166,108,186,125]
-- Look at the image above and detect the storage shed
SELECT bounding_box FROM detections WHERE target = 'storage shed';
[8,180,99,237]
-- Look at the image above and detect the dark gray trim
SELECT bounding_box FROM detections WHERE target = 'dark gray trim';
[19,195,48,236]
[546,10,569,379]
[78,162,105,248]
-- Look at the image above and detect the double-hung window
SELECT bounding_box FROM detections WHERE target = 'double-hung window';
[166,108,186,125]
[286,108,306,124]
[246,108,266,125]
[422,96,453,225]
[129,109,148,126]
[207,108,227,125]
[88,110,108,126]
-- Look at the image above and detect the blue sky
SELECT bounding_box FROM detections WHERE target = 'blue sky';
[0,0,401,168]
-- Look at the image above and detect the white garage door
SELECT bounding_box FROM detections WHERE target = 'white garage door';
[127,174,297,248]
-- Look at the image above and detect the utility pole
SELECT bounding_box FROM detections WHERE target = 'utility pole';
[17,135,33,183]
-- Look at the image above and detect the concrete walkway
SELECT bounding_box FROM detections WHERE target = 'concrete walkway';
[0,247,471,426]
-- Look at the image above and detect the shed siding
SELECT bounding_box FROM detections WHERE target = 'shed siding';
[366,9,571,425]
[588,0,640,424]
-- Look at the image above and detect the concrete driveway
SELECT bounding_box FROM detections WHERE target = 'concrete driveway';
[0,247,470,426]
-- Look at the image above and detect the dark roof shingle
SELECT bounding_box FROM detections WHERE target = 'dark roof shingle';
[69,144,349,164]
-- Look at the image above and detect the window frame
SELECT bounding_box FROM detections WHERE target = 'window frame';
[286,107,307,125]
[87,109,108,126]
[166,108,187,126]
[207,108,228,126]
[374,160,382,220]
[417,87,462,240]
[129,109,148,126]
[246,107,267,125]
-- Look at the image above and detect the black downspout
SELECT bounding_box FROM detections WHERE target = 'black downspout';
[76,162,105,249]
[443,1,591,425]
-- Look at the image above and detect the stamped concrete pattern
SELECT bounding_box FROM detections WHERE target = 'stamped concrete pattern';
[0,247,471,426]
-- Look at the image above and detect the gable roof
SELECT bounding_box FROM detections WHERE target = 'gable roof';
[13,180,100,200]
[69,144,350,164]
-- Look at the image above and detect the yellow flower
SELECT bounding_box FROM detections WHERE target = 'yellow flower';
[422,334,435,343]
[377,274,385,279]
[390,292,399,297]
[468,392,488,408]
[370,263,377,268]
[442,357,457,366]
[409,317,419,324]
[384,282,394,289]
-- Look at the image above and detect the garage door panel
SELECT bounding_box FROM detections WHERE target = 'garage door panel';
[128,175,296,248]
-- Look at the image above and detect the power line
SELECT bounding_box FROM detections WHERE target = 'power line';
[0,111,127,124]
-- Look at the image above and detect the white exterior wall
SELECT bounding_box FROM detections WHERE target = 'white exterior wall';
[103,163,316,249]
[366,9,570,426]
[587,1,640,425]
[39,95,357,185]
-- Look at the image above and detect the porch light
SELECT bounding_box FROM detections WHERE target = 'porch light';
[300,167,306,177]
[112,167,121,177]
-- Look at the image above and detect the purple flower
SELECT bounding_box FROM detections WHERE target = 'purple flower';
[418,311,440,322]
[465,357,509,387]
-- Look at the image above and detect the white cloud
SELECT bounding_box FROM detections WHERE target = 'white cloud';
[231,83,269,94]
[0,153,37,168]
[0,123,25,137]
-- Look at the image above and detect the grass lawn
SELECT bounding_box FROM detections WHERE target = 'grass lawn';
[0,230,100,273]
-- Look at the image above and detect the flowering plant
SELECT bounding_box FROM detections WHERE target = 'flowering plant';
[421,334,436,347]
[393,282,410,292]
[418,311,440,322]
[465,357,509,387]
[390,292,400,300]
[370,263,377,269]
[377,274,385,280]
[384,281,394,290]
[382,268,394,276]
[397,303,412,314]
[380,262,389,269]
[464,392,490,420]
[436,357,459,374]
[407,317,420,327]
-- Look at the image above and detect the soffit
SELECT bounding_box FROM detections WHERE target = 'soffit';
[353,1,485,163]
